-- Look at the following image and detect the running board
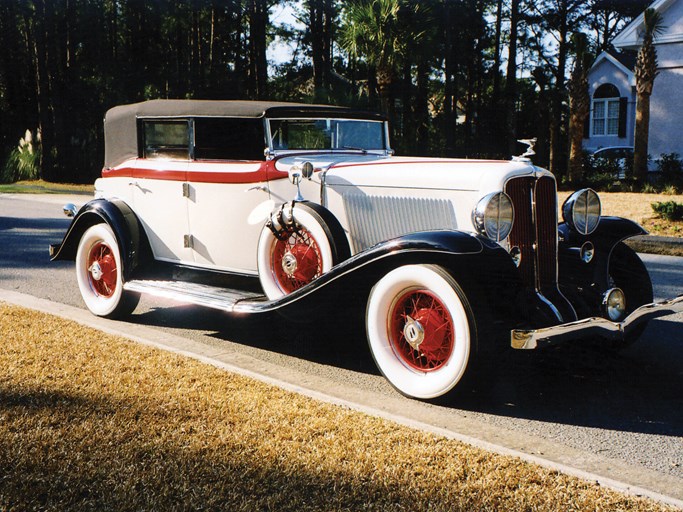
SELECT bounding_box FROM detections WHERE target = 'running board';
[123,280,267,313]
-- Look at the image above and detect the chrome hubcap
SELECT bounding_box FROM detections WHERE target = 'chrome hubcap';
[403,315,425,351]
[281,250,298,277]
[89,261,103,281]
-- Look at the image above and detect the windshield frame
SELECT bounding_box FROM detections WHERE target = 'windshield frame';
[264,116,392,158]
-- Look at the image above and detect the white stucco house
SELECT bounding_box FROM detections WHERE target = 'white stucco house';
[584,0,683,160]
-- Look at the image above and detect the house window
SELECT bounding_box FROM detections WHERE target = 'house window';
[591,84,621,137]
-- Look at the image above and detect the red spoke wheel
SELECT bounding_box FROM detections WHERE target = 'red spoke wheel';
[86,241,118,298]
[389,289,455,371]
[76,224,139,318]
[272,227,323,294]
[258,202,347,300]
[367,265,476,399]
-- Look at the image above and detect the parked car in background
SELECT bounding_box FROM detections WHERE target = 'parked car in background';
[589,146,634,179]
[50,100,683,400]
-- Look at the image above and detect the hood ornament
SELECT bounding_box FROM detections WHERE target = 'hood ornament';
[513,138,537,162]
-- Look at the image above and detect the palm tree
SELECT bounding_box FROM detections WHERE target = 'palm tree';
[633,8,664,183]
[339,0,422,116]
[567,32,594,185]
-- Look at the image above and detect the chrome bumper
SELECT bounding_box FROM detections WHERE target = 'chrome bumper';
[511,295,683,349]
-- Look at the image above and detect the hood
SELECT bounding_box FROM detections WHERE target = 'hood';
[275,153,547,193]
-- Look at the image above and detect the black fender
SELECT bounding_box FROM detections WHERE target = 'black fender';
[246,229,525,336]
[50,198,151,281]
[558,216,648,317]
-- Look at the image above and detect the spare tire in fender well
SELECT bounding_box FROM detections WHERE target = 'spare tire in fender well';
[257,200,351,299]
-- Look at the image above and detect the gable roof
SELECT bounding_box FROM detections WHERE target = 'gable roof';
[589,51,637,87]
[613,0,681,49]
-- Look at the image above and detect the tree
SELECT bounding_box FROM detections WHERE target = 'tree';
[306,0,336,99]
[339,0,423,117]
[588,0,649,53]
[505,0,521,156]
[527,0,589,178]
[247,0,269,99]
[567,32,593,185]
[633,7,664,183]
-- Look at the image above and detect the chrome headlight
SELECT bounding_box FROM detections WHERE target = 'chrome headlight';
[472,192,514,242]
[562,188,601,235]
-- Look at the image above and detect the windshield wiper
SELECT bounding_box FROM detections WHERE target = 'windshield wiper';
[341,146,368,154]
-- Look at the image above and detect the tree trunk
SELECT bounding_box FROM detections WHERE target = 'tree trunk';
[634,92,651,182]
[31,0,57,182]
[550,12,569,179]
[247,0,268,99]
[568,112,586,184]
[505,0,519,157]
[492,0,503,107]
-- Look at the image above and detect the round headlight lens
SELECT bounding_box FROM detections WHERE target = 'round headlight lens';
[473,192,514,242]
[562,188,601,235]
[603,288,627,321]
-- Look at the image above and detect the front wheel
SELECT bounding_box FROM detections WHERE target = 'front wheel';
[608,242,653,346]
[75,223,139,318]
[366,264,477,400]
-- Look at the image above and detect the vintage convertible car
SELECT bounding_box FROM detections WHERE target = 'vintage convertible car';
[51,99,683,399]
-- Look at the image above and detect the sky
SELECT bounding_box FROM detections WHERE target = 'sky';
[267,3,305,67]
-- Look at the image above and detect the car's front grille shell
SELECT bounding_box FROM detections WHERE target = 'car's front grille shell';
[505,175,558,291]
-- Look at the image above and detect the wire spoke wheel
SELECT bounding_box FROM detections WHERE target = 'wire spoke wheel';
[389,289,455,371]
[272,227,323,294]
[258,202,347,300]
[87,241,118,298]
[76,223,139,318]
[366,264,477,399]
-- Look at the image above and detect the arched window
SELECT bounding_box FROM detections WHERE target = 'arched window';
[591,84,622,136]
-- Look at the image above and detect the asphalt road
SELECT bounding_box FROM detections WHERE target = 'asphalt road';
[2,193,683,503]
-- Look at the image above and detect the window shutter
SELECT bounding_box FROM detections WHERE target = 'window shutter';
[618,97,627,138]
[584,115,590,138]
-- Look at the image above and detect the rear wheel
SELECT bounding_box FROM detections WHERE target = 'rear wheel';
[366,264,477,399]
[76,224,139,318]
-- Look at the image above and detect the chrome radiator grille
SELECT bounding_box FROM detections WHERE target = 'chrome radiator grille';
[505,176,558,290]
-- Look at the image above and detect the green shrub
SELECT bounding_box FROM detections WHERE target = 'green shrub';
[1,129,41,183]
[654,152,683,191]
[651,200,683,221]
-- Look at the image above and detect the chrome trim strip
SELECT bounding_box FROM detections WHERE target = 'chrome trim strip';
[511,295,683,349]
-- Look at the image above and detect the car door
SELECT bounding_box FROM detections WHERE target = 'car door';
[185,117,273,274]
[132,119,192,264]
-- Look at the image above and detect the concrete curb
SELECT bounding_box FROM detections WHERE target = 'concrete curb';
[1,288,681,510]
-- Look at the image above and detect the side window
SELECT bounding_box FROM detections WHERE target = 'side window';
[142,120,190,160]
[194,117,265,161]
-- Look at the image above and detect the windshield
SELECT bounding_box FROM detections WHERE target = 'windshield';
[268,118,386,152]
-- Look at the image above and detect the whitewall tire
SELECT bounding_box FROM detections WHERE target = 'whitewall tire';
[366,264,476,399]
[257,203,337,300]
[75,223,139,318]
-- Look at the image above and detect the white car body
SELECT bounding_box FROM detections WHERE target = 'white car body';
[51,100,682,400]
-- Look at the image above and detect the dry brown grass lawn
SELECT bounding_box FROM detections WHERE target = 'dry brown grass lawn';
[0,304,674,511]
